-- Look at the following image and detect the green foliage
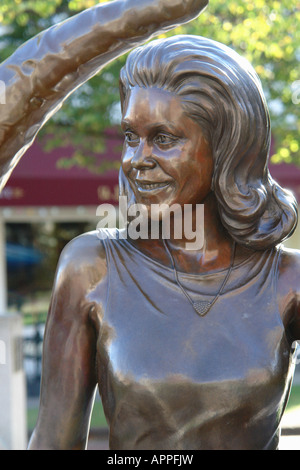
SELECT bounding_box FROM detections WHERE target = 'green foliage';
[0,0,299,169]
[0,0,62,25]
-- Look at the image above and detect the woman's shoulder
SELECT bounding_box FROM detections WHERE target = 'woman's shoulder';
[57,230,107,283]
[62,229,106,256]
[277,245,300,293]
[277,245,300,269]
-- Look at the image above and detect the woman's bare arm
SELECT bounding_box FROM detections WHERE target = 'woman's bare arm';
[277,248,300,342]
[28,232,107,450]
[0,0,208,189]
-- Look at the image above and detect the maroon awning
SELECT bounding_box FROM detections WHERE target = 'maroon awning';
[270,163,300,202]
[0,129,122,207]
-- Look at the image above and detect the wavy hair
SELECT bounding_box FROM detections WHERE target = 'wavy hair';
[119,35,298,250]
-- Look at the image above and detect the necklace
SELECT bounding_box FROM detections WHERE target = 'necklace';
[163,239,236,317]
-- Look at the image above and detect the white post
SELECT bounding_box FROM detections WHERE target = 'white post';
[0,215,27,449]
[0,215,7,313]
[0,314,27,450]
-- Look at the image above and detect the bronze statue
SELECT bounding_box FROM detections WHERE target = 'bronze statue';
[1,0,299,451]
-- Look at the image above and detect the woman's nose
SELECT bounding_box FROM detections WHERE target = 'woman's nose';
[131,139,155,170]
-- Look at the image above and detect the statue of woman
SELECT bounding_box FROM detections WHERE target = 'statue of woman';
[27,31,300,450]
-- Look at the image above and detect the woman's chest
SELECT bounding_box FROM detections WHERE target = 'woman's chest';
[96,291,291,388]
[95,297,293,450]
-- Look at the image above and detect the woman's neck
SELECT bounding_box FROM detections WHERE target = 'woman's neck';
[128,193,246,274]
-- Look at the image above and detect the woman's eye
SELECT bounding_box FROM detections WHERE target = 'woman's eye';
[125,131,139,144]
[155,134,177,146]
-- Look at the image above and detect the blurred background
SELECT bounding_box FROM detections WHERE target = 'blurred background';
[0,0,299,450]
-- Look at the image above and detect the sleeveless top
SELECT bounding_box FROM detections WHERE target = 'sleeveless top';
[97,230,295,450]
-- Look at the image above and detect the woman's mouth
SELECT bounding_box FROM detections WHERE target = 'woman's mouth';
[135,180,171,193]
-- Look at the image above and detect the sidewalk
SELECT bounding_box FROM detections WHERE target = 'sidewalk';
[87,429,109,450]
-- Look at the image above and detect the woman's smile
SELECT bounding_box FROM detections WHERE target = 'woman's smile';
[135,179,172,193]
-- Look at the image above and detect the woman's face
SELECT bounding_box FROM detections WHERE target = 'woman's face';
[121,86,213,210]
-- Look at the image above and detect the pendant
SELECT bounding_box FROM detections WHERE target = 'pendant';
[193,300,212,317]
